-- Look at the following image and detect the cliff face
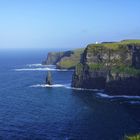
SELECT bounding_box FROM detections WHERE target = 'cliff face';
[42,52,62,65]
[72,40,140,95]
[43,49,84,69]
[42,51,72,65]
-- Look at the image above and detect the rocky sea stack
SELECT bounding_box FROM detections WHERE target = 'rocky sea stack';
[46,71,53,85]
[72,40,140,96]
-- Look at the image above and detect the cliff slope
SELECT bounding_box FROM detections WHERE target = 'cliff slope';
[42,48,84,69]
[72,40,140,95]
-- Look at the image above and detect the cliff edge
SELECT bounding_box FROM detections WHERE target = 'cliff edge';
[42,48,84,69]
[72,40,140,96]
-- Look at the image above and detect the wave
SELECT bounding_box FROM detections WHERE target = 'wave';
[129,101,140,104]
[15,68,58,71]
[96,93,140,99]
[30,83,103,92]
[15,68,72,71]
[14,63,73,71]
[30,84,65,88]
[65,86,103,92]
[30,84,140,105]
[14,63,54,71]
[26,64,43,67]
[27,64,56,68]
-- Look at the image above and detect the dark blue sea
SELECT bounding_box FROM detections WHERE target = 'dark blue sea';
[0,50,140,140]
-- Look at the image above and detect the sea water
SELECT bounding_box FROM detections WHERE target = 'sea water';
[0,50,139,140]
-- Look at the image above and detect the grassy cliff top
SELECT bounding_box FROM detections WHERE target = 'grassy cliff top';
[87,40,140,51]
[56,48,84,69]
[49,48,84,55]
[124,133,140,140]
[72,48,84,56]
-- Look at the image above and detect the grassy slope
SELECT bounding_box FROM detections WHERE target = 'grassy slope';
[84,40,140,75]
[124,133,140,140]
[58,40,140,69]
[87,40,140,50]
[57,48,84,69]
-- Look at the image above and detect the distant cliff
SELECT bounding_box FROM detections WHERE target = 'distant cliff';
[72,40,140,96]
[42,48,84,69]
[42,51,72,65]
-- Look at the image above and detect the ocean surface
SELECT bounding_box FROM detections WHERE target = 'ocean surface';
[0,50,140,140]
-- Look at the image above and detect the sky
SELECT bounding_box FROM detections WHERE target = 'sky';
[0,0,140,50]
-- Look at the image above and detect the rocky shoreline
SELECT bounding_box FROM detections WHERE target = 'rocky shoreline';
[44,40,140,96]
[72,40,140,96]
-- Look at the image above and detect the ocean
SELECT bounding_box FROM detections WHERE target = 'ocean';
[0,50,140,140]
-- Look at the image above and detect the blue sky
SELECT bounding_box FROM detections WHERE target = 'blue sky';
[0,0,140,50]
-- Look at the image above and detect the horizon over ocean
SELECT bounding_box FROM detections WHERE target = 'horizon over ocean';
[0,49,140,140]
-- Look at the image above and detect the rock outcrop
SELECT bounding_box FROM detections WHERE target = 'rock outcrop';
[72,40,140,95]
[46,71,53,85]
[42,48,84,69]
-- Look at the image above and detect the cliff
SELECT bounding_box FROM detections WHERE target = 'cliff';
[42,48,84,69]
[42,52,65,65]
[72,40,140,96]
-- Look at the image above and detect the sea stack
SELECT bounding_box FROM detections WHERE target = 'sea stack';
[46,71,52,85]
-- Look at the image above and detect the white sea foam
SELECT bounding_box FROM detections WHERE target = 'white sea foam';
[14,63,74,71]
[30,83,140,102]
[30,83,103,92]
[15,68,72,71]
[65,86,103,91]
[27,64,56,68]
[14,66,73,72]
[63,84,103,91]
[27,64,43,67]
[96,93,140,99]
[15,68,58,71]
[30,84,65,88]
[129,101,140,104]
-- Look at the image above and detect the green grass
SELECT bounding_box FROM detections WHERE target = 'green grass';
[112,66,140,76]
[58,60,78,69]
[57,48,84,69]
[87,40,140,51]
[88,63,104,71]
[86,63,140,76]
[54,40,140,69]
[124,134,140,140]
[121,39,140,44]
[73,48,85,53]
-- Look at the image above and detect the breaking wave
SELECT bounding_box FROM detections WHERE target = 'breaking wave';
[14,64,73,71]
[26,64,44,67]
[96,93,140,99]
[30,84,65,88]
[66,86,103,91]
[30,84,140,105]
[30,83,103,92]
[15,68,71,71]
[129,101,140,104]
[15,68,57,71]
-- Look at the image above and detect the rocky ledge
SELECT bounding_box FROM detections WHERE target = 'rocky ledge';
[72,40,140,96]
